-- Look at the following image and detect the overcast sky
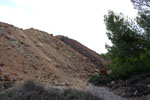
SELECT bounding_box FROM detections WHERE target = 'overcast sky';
[0,0,138,54]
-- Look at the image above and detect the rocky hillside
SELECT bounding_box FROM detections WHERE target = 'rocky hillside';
[0,22,106,88]
[56,36,107,67]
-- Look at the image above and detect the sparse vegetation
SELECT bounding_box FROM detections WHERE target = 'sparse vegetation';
[88,74,111,85]
[0,81,102,100]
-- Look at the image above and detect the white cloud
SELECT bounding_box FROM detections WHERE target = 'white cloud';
[0,0,137,53]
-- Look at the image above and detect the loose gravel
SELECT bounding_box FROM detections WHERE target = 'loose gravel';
[87,85,128,100]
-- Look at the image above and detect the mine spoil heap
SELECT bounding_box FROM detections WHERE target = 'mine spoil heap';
[0,22,106,88]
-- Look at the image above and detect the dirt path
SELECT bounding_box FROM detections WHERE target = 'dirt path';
[87,85,128,100]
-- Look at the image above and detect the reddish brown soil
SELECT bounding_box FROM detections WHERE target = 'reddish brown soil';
[0,22,106,88]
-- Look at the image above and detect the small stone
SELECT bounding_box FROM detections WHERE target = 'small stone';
[72,56,76,58]
[95,68,99,72]
[6,46,11,50]
[20,40,29,47]
[36,42,43,47]
[68,56,71,58]
[134,90,138,95]
[47,58,52,62]
[121,92,125,96]
[111,81,115,85]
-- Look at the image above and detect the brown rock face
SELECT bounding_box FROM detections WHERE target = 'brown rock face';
[0,22,106,88]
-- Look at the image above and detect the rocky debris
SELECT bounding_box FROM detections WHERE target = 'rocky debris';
[123,73,150,97]
[103,73,150,100]
[6,35,19,49]
[56,36,107,69]
[6,35,25,54]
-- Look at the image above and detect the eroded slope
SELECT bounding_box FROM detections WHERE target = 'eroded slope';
[0,22,105,88]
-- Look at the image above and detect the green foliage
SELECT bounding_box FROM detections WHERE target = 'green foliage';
[104,10,150,79]
[0,81,102,100]
[104,11,144,59]
[89,74,101,85]
[108,49,150,80]
[101,53,110,60]
[89,74,111,85]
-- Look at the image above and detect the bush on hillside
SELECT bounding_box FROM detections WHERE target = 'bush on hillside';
[88,74,111,85]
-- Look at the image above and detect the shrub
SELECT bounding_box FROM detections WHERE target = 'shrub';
[88,74,111,85]
[108,49,150,79]
[0,81,103,100]
[63,88,101,100]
